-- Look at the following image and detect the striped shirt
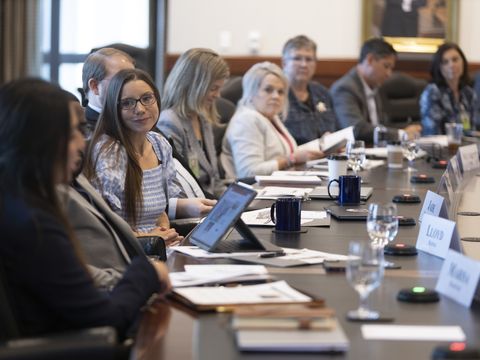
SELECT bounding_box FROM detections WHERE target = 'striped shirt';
[91,132,182,232]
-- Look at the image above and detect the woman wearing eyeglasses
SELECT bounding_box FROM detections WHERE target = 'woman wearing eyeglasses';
[85,68,214,242]
[157,48,229,197]
[282,35,339,145]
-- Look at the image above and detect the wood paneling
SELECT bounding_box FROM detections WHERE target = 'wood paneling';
[166,54,480,88]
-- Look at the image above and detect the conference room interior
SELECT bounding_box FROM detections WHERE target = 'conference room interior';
[2,0,480,359]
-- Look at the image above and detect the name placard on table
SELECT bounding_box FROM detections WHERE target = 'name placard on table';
[436,249,480,307]
[416,213,461,259]
[458,144,479,172]
[447,156,461,191]
[418,190,449,223]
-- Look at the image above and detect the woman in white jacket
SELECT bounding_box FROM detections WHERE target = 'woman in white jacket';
[221,62,322,179]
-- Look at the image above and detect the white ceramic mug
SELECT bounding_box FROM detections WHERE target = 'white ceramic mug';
[328,154,348,184]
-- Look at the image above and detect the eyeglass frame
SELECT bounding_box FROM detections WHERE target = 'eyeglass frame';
[118,92,157,111]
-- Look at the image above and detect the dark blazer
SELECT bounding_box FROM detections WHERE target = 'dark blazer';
[158,109,226,197]
[85,105,100,138]
[331,68,398,143]
[0,192,161,338]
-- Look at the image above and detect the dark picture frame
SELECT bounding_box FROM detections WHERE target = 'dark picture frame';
[363,0,459,54]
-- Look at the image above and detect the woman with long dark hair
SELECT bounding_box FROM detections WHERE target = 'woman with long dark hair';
[420,42,478,135]
[0,78,170,338]
[85,68,213,240]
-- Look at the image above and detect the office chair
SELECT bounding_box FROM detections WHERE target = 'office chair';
[379,72,427,125]
[220,76,243,106]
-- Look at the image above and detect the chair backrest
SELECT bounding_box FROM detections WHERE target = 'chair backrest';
[220,76,243,106]
[0,261,20,340]
[379,72,427,123]
[215,97,236,124]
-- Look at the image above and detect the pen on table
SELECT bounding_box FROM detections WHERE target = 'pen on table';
[259,251,286,258]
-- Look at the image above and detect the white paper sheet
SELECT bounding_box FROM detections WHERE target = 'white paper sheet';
[170,265,269,287]
[173,280,312,305]
[361,325,466,341]
[322,126,355,150]
[272,170,329,178]
[171,245,266,258]
[255,175,322,186]
[255,186,313,200]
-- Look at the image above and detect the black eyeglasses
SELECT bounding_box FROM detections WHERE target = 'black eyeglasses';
[118,93,156,110]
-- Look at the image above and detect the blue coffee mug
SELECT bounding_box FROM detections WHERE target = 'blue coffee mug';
[327,175,361,205]
[270,197,302,232]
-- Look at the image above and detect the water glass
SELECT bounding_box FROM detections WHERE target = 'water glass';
[401,132,419,172]
[367,203,399,248]
[346,240,384,320]
[346,140,366,175]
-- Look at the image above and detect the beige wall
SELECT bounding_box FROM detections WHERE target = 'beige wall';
[168,0,480,61]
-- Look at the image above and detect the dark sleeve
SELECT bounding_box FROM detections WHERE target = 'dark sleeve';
[331,83,375,142]
[14,209,162,336]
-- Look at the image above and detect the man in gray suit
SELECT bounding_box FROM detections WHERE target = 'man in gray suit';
[331,38,421,143]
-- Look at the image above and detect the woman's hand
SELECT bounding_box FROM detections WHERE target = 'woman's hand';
[293,149,324,163]
[137,227,184,247]
[176,198,217,218]
[150,261,171,293]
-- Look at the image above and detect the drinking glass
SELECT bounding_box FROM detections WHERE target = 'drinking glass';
[346,240,384,320]
[401,132,419,172]
[367,203,399,248]
[346,140,366,175]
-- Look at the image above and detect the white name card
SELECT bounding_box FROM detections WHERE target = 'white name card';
[441,171,454,206]
[459,144,479,172]
[450,156,462,180]
[418,190,448,223]
[416,214,461,259]
[447,158,460,191]
[436,249,480,307]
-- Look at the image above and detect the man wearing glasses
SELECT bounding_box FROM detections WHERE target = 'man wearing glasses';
[282,35,339,145]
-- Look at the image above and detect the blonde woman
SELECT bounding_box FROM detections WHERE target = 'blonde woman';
[157,48,229,197]
[221,62,322,179]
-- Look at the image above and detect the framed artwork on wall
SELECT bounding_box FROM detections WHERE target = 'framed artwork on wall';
[363,0,459,54]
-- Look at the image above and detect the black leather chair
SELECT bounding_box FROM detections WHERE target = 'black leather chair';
[213,97,236,179]
[0,261,127,360]
[220,76,243,106]
[379,72,427,125]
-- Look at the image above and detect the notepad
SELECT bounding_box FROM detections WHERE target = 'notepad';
[255,175,322,186]
[170,280,319,311]
[235,318,349,352]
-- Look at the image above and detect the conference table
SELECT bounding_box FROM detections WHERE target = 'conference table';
[133,157,480,360]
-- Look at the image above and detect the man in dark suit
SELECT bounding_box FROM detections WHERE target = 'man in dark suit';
[330,38,421,143]
[81,47,135,137]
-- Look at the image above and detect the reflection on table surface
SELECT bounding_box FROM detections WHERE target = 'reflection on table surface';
[133,158,480,359]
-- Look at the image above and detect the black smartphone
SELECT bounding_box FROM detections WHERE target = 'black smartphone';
[323,260,347,272]
[396,216,416,226]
